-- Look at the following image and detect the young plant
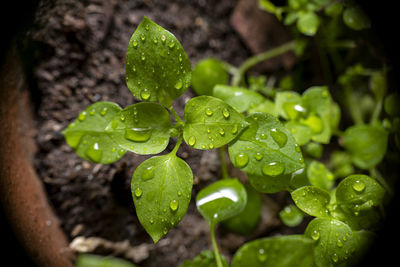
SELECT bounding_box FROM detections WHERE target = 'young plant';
[63,10,394,267]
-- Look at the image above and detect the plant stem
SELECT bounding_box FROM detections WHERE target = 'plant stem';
[171,135,183,155]
[219,146,230,179]
[169,105,184,124]
[210,223,223,267]
[344,86,364,125]
[232,41,296,86]
[369,167,393,196]
[370,99,383,125]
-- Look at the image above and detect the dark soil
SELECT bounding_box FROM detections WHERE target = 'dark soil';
[26,0,298,266]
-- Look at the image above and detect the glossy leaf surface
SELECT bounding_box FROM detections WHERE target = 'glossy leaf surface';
[131,154,193,243]
[305,218,356,267]
[183,96,248,150]
[213,85,265,113]
[62,102,126,164]
[292,186,331,218]
[105,102,172,155]
[222,184,262,235]
[279,204,304,227]
[192,58,228,96]
[343,125,388,169]
[232,235,315,267]
[307,160,334,190]
[196,178,247,225]
[229,113,304,177]
[125,17,191,106]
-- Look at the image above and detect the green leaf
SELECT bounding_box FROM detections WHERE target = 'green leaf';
[336,174,385,213]
[131,153,193,243]
[125,17,191,106]
[183,96,248,150]
[192,58,228,96]
[180,250,229,267]
[291,186,331,218]
[232,235,315,267]
[222,184,262,235]
[370,71,386,102]
[343,125,388,169]
[248,99,277,116]
[307,160,334,191]
[285,121,313,146]
[275,91,303,120]
[297,12,320,36]
[228,113,304,177]
[75,254,137,267]
[196,178,247,225]
[62,102,126,164]
[213,85,265,113]
[384,93,400,116]
[105,102,172,155]
[303,142,323,158]
[248,173,292,193]
[279,204,304,227]
[305,218,356,267]
[343,5,371,31]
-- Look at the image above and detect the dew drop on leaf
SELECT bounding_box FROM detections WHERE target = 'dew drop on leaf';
[352,180,366,192]
[261,162,285,176]
[140,89,151,100]
[78,111,86,121]
[85,142,102,162]
[257,248,267,262]
[134,188,143,198]
[235,153,249,168]
[209,143,214,149]
[337,239,343,248]
[232,124,239,134]
[161,34,166,43]
[331,253,339,263]
[219,128,225,136]
[254,152,263,161]
[169,199,179,211]
[132,40,138,48]
[89,109,95,115]
[120,114,125,121]
[205,108,213,116]
[188,136,196,146]
[142,166,155,181]
[311,230,320,241]
[100,107,108,116]
[223,108,230,119]
[270,128,288,148]
[175,80,183,90]
[124,127,152,142]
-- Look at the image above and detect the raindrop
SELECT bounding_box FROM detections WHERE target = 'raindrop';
[134,188,143,198]
[337,240,343,248]
[219,128,225,136]
[235,153,249,168]
[125,127,152,142]
[232,124,238,134]
[254,152,263,161]
[261,162,285,176]
[141,53,146,61]
[89,109,95,115]
[205,108,213,116]
[120,114,126,121]
[311,230,320,241]
[140,89,151,100]
[132,40,138,48]
[85,142,102,162]
[161,35,166,43]
[222,108,230,119]
[209,143,214,149]
[352,180,365,192]
[270,128,288,147]
[140,34,146,41]
[168,41,175,48]
[143,166,155,181]
[257,248,267,262]
[78,111,86,121]
[170,199,179,211]
[100,107,108,116]
[188,136,196,146]
[331,253,339,263]
[175,80,183,90]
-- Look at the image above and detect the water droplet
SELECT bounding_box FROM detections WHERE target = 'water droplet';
[134,188,143,198]
[205,108,213,116]
[85,142,102,162]
[132,40,138,48]
[145,24,149,31]
[132,65,136,72]
[120,114,126,121]
[175,80,183,90]
[150,218,154,224]
[178,191,182,196]
[260,133,267,139]
[118,149,125,156]
[232,124,238,134]
[125,127,152,142]
[219,128,225,136]
[337,240,343,248]
[262,162,285,176]
[188,136,196,146]
[311,230,320,240]
[352,180,366,192]
[168,41,175,48]
[179,54,183,62]
[257,248,267,262]
[100,107,108,116]
[331,253,339,263]
[143,166,155,181]
[235,153,249,168]
[255,152,263,161]
[140,89,151,100]
[161,35,166,43]
[78,111,86,121]
[140,34,146,41]
[209,143,214,149]
[153,38,158,44]
[141,53,146,61]
[170,199,179,211]
[222,108,230,119]
[89,109,95,115]
[270,128,287,148]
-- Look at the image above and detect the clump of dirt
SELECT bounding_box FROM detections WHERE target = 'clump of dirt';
[27,0,292,266]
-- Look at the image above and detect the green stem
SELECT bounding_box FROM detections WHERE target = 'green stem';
[171,135,183,155]
[169,106,184,124]
[219,146,230,179]
[210,223,223,267]
[370,99,383,125]
[232,41,296,86]
[344,86,364,125]
[221,61,239,76]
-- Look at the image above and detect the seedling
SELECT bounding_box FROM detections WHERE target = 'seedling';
[63,6,395,266]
